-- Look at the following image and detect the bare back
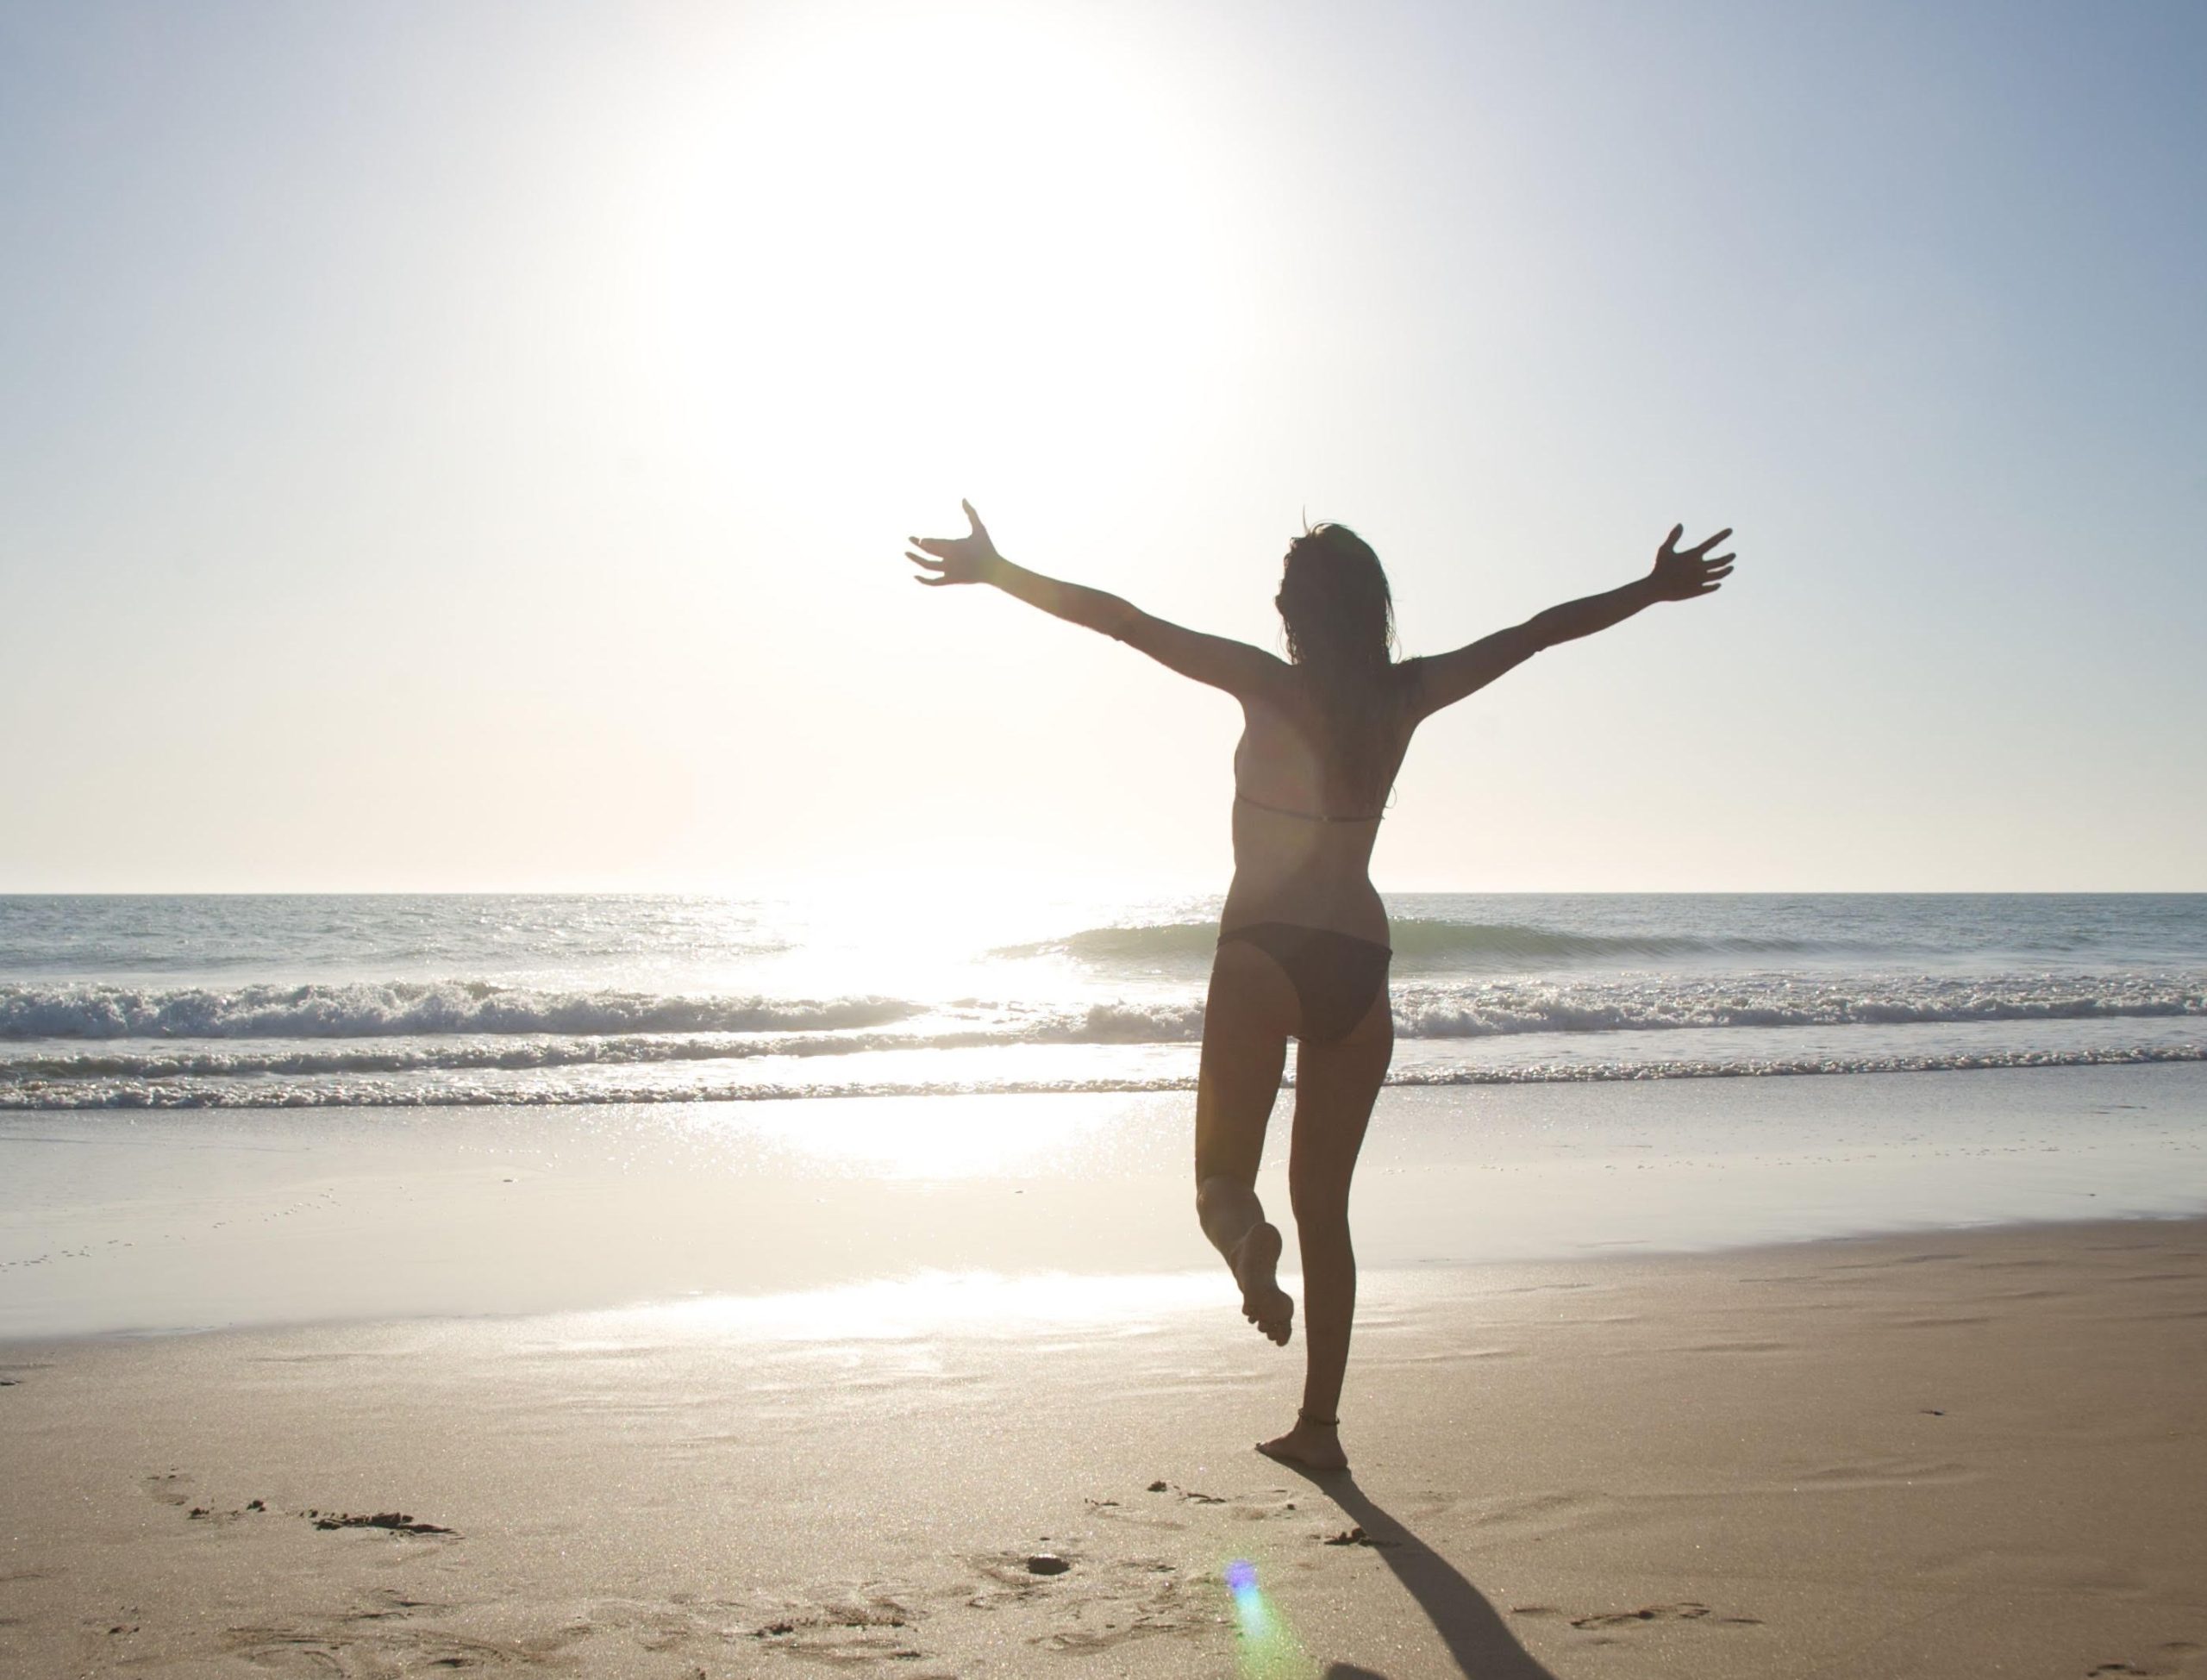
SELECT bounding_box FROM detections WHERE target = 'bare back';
[1220,667,1418,945]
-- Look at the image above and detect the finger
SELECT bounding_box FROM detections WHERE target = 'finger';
[962,498,990,540]
[906,551,945,569]
[1663,522,1684,554]
[1686,527,1734,557]
[1705,552,1735,565]
[1692,580,1723,594]
[910,537,952,558]
[913,573,949,587]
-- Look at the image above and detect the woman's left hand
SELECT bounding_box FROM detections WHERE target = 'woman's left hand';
[907,501,1003,587]
[1647,524,1735,602]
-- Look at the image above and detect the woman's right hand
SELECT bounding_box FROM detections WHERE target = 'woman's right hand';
[906,500,1004,587]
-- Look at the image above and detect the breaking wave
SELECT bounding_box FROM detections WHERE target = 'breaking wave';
[3,967,2199,1111]
[3,972,2197,1052]
[0,982,918,1042]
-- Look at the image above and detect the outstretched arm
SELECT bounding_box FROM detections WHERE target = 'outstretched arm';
[907,501,1284,698]
[1407,523,1735,718]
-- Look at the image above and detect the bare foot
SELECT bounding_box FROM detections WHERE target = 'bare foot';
[1256,1417,1347,1471]
[1229,1221,1293,1346]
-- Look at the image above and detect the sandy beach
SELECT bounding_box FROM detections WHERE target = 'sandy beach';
[6,934,2204,1679]
[4,1215,2204,1678]
[8,0,2204,1665]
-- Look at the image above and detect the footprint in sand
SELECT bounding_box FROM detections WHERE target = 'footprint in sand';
[1147,1480,1297,1513]
[222,1620,568,1671]
[1322,1526,1398,1549]
[184,1500,268,1524]
[305,1509,457,1536]
[1545,1598,1766,1624]
[343,1589,452,1623]
[1112,1479,1274,1531]
[141,1471,193,1508]
[743,1588,927,1666]
[1026,1560,1203,1654]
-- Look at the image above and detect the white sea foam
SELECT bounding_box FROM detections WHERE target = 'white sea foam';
[4,1041,2202,1109]
[1,972,2195,1054]
[4,893,2204,1112]
[1390,973,2207,1038]
[0,982,916,1041]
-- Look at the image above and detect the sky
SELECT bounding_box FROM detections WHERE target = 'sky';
[2,0,2201,894]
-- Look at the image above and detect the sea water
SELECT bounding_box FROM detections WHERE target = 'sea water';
[4,894,2205,1334]
[3,892,2201,1110]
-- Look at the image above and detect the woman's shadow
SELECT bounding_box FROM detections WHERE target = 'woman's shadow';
[1272,1466,1560,1680]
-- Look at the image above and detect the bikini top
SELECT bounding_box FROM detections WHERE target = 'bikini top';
[1235,791,1385,825]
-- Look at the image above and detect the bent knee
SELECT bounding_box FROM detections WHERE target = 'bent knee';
[1196,1173,1251,1219]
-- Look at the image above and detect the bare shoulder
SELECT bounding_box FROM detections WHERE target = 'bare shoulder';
[1120,612,1291,698]
[1396,627,1540,720]
[1389,653,1443,718]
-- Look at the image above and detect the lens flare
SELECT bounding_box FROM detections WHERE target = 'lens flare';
[1223,1558,1314,1677]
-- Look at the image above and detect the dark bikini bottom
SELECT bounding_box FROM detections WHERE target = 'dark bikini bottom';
[1216,921,1392,1045]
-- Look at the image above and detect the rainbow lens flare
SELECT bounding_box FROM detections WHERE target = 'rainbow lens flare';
[1223,1558,1314,1678]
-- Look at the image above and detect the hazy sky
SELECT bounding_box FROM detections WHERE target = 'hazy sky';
[3,0,2201,893]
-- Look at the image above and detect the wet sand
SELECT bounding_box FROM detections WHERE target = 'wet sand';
[8,1062,2205,1340]
[4,1219,2204,1678]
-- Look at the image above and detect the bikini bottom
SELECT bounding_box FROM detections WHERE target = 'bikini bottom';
[1216,921,1392,1045]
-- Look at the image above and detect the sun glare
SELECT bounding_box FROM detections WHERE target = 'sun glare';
[638,1268,1229,1341]
[648,3,1241,499]
[717,1091,1122,1178]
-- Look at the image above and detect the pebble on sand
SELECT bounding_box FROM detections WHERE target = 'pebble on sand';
[1025,1553,1071,1576]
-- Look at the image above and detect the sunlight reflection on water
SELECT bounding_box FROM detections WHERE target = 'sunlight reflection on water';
[700,1090,1130,1177]
[613,1268,1228,1344]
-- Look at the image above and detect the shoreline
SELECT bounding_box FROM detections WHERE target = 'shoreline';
[7,1059,2206,1343]
[4,1218,2204,1677]
[7,1203,2207,1358]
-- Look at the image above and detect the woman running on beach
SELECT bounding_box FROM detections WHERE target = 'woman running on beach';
[906,505,1734,1469]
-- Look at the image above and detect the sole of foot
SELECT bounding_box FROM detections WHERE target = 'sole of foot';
[1232,1222,1294,1346]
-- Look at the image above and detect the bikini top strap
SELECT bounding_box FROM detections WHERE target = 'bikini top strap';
[1235,791,1385,825]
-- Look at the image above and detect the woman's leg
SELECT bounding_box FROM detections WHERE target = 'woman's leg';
[1194,940,1297,1344]
[1260,985,1392,1470]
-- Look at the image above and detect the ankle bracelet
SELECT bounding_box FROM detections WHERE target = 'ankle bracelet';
[1298,1408,1339,1428]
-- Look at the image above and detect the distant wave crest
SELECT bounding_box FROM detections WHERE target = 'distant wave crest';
[1003,917,1858,970]
[0,982,916,1042]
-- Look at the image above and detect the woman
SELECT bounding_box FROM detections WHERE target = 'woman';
[906,503,1735,1470]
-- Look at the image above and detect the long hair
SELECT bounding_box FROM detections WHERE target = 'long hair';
[1275,522,1402,813]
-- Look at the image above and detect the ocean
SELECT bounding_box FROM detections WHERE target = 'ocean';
[4,893,2202,1112]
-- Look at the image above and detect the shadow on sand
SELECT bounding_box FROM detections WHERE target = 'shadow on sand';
[1272,1466,1560,1680]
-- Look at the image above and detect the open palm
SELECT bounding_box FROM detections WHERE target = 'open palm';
[1649,524,1735,601]
[906,500,1003,587]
